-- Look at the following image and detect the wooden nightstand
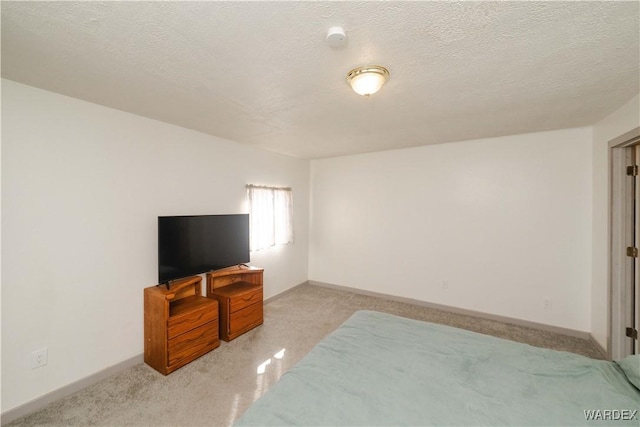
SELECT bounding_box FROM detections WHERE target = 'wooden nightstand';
[207,265,264,341]
[144,276,220,375]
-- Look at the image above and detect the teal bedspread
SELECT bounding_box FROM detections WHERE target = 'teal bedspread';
[235,310,640,426]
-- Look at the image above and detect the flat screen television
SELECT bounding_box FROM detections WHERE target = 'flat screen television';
[158,214,250,284]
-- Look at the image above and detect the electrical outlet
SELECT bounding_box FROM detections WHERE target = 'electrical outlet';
[441,280,449,290]
[543,299,552,310]
[31,347,48,369]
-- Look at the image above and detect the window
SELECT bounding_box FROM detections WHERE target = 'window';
[246,184,293,251]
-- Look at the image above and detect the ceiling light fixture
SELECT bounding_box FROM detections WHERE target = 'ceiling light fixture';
[346,65,390,97]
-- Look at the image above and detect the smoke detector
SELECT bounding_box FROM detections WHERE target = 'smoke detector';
[326,27,347,48]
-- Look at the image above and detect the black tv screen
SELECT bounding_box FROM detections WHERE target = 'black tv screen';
[158,214,250,283]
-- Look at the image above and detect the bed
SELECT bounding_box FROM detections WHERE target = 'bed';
[235,310,640,426]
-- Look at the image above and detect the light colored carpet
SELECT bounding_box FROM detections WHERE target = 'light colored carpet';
[5,284,604,426]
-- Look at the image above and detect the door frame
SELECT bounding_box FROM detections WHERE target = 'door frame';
[609,126,640,360]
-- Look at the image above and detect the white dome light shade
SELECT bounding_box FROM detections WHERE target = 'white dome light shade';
[347,66,390,96]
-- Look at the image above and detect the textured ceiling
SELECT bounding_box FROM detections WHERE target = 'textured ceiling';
[2,1,639,159]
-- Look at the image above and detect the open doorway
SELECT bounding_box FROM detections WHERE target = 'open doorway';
[609,127,640,359]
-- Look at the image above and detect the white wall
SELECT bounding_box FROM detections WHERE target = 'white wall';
[310,128,593,332]
[1,79,310,412]
[591,94,640,350]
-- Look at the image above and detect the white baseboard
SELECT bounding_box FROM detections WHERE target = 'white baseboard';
[308,280,593,340]
[1,354,143,426]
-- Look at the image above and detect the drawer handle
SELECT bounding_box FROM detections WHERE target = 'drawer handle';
[180,312,205,323]
[193,330,207,340]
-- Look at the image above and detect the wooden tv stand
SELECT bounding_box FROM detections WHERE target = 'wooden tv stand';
[144,276,220,375]
[206,265,264,341]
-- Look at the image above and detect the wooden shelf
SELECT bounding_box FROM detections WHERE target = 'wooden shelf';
[211,281,260,297]
[170,295,215,317]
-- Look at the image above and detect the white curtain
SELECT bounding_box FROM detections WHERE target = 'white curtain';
[247,185,293,251]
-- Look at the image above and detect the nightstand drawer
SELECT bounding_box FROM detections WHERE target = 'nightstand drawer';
[168,302,218,338]
[168,321,218,366]
[229,287,263,313]
[229,302,263,336]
